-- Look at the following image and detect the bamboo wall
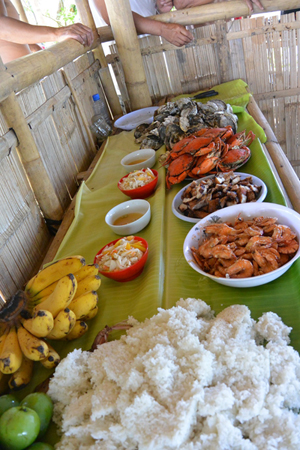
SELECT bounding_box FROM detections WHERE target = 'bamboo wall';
[108,11,300,177]
[0,51,110,300]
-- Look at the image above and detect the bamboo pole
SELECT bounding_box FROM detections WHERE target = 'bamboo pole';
[0,59,64,220]
[75,0,122,116]
[97,0,297,43]
[11,0,28,22]
[150,0,299,26]
[0,36,101,103]
[104,0,152,110]
[247,96,300,213]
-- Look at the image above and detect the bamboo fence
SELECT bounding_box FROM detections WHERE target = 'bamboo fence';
[0,0,300,303]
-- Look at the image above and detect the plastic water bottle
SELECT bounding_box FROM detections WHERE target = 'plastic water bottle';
[90,93,112,144]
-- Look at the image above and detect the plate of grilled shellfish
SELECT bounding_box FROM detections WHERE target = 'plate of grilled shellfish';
[172,172,267,223]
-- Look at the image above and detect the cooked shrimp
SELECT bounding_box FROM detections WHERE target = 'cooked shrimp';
[244,225,264,237]
[191,248,204,269]
[211,244,236,259]
[198,237,220,258]
[278,239,299,254]
[272,225,297,242]
[253,217,277,227]
[225,259,254,278]
[235,234,250,247]
[245,236,273,252]
[234,247,246,257]
[218,257,237,268]
[204,223,238,236]
[278,253,290,266]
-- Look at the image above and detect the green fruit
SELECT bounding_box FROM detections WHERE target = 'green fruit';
[20,393,53,438]
[0,406,40,450]
[0,394,20,416]
[26,444,54,450]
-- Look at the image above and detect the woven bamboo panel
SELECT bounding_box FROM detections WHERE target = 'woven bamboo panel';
[0,52,109,299]
[0,139,50,304]
[18,54,108,209]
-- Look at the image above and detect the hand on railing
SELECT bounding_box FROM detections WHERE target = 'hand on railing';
[54,23,94,47]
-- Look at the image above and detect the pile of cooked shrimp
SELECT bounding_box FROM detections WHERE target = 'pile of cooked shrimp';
[191,216,299,278]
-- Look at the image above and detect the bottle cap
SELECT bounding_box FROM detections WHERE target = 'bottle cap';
[92,93,100,102]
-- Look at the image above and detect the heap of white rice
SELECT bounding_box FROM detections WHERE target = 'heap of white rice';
[48,299,300,450]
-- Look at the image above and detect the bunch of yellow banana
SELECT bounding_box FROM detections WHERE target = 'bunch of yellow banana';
[0,255,101,392]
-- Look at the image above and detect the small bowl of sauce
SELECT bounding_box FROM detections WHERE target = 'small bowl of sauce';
[113,212,144,226]
[121,149,156,172]
[105,199,151,235]
[127,159,148,165]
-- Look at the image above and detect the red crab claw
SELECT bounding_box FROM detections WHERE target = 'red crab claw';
[226,130,255,149]
[218,146,251,172]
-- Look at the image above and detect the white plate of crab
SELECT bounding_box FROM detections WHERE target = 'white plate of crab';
[172,172,267,223]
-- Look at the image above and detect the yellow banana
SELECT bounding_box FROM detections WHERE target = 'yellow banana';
[17,325,49,361]
[40,344,60,369]
[73,275,101,299]
[9,357,33,390]
[21,310,54,338]
[25,255,85,298]
[64,320,88,340]
[46,308,76,340]
[68,291,98,320]
[0,326,23,374]
[29,280,59,306]
[74,264,99,283]
[30,263,98,306]
[33,274,77,318]
[82,305,98,321]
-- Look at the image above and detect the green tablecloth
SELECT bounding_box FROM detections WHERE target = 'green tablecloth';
[20,80,300,444]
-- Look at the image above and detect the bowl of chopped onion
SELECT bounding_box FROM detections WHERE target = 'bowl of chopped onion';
[118,169,158,199]
[94,236,149,282]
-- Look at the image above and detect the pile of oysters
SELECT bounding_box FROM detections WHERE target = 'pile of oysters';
[134,98,238,152]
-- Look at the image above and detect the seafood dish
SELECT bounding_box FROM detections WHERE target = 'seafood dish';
[176,172,265,220]
[160,126,255,188]
[190,216,299,279]
[134,98,238,151]
[183,202,300,288]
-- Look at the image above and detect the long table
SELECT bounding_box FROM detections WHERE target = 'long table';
[18,80,300,444]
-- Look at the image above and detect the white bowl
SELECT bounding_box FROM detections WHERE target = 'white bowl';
[173,173,267,223]
[183,202,300,288]
[105,199,151,235]
[121,149,156,172]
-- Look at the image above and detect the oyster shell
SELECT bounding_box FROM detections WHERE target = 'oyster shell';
[140,135,163,150]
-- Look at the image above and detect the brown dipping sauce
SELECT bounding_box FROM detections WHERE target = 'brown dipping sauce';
[127,159,148,165]
[113,213,143,226]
